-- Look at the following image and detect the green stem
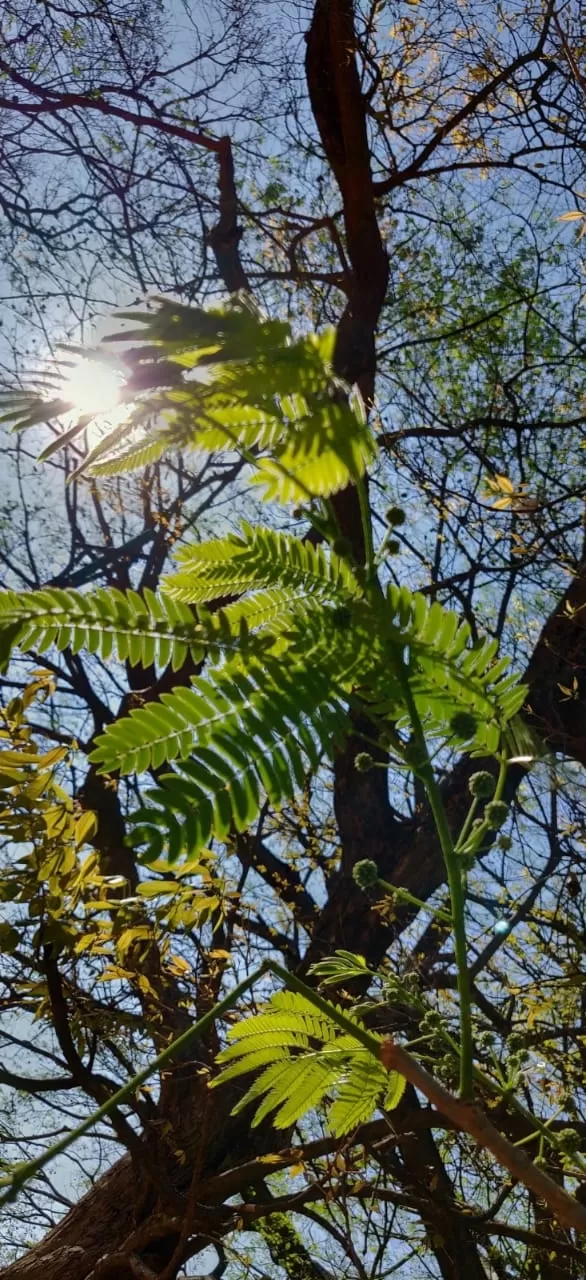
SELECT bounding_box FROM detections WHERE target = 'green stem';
[493,756,508,804]
[456,757,508,856]
[391,654,474,1099]
[356,474,375,580]
[377,877,453,924]
[454,795,479,853]
[412,1004,586,1169]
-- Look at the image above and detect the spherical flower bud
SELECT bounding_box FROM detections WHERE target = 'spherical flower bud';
[354,752,375,773]
[558,1128,580,1156]
[485,800,509,830]
[421,1009,443,1030]
[468,770,495,799]
[385,539,401,556]
[353,859,379,889]
[384,506,406,527]
[450,711,478,740]
[510,1047,529,1067]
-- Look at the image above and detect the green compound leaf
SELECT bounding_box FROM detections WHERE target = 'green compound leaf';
[213,990,404,1134]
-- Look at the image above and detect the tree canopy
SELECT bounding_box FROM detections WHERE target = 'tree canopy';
[1,2,586,1279]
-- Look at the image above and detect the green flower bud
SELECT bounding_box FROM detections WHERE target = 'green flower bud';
[509,1047,529,1067]
[421,1009,443,1030]
[385,539,401,556]
[485,800,509,830]
[353,859,379,889]
[384,506,406,527]
[558,1128,580,1156]
[468,770,495,799]
[449,711,478,740]
[498,834,512,851]
[354,752,375,773]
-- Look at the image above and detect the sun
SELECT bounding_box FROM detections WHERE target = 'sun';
[60,358,125,419]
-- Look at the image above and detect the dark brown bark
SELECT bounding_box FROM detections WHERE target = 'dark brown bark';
[523,557,586,768]
[0,1159,136,1280]
[206,139,250,294]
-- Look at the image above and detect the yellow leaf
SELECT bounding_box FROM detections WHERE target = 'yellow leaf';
[116,925,151,957]
[492,496,513,510]
[289,1162,306,1176]
[557,210,584,222]
[176,852,214,877]
[494,473,514,493]
[98,964,132,983]
[0,749,38,766]
[75,810,98,847]
[74,933,99,954]
[136,880,178,898]
[39,746,68,768]
[135,973,158,998]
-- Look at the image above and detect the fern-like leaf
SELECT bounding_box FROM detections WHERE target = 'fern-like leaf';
[213,990,404,1134]
[0,392,74,431]
[88,432,170,475]
[2,299,373,500]
[94,656,349,860]
[328,1055,398,1136]
[164,524,361,605]
[0,584,274,677]
[360,586,528,754]
[0,586,205,673]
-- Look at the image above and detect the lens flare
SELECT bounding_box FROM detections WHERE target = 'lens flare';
[61,360,124,418]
